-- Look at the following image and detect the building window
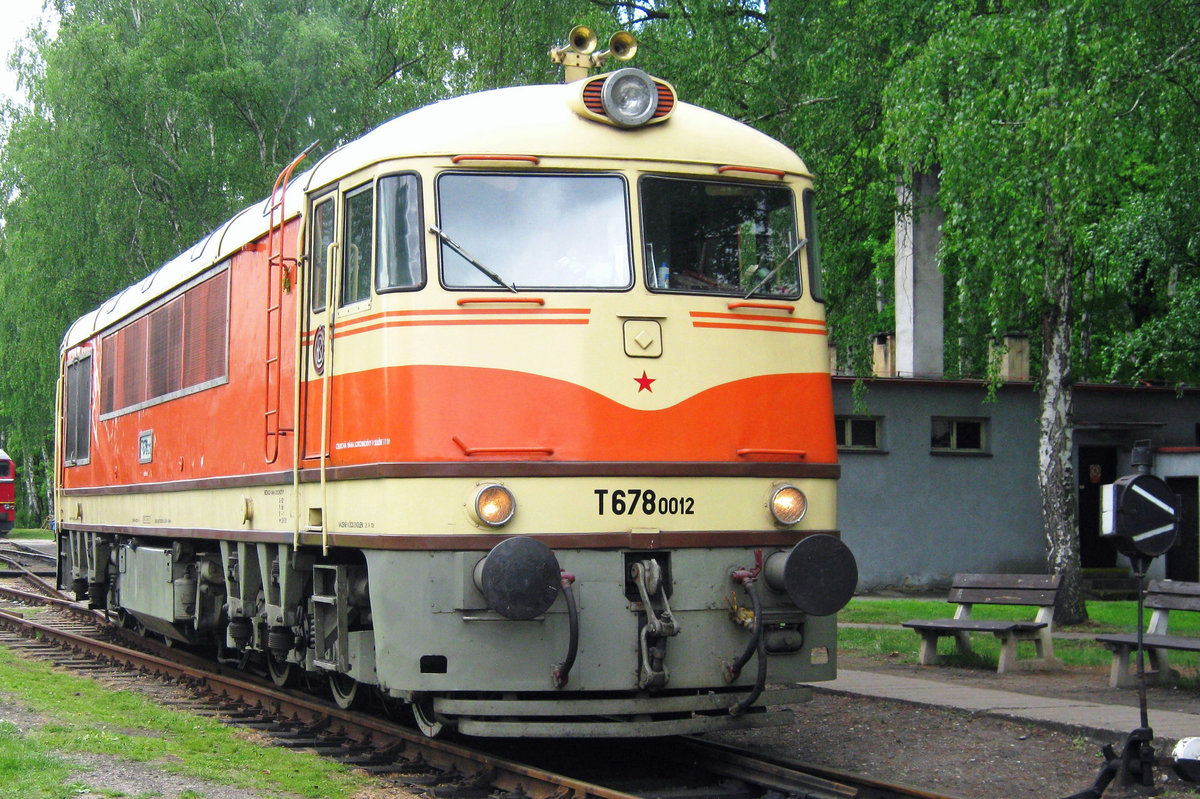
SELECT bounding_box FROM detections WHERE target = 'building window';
[836,416,881,450]
[931,417,987,453]
[64,353,93,465]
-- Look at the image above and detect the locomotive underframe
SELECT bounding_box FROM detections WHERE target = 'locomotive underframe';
[58,523,837,736]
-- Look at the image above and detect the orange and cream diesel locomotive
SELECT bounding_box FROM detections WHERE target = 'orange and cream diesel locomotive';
[55,29,857,737]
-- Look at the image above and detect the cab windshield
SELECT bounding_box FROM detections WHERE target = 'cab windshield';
[641,176,803,299]
[436,173,632,290]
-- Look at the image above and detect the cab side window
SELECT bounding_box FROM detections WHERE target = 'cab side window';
[342,184,374,306]
[311,198,334,312]
[64,353,93,465]
[377,174,424,291]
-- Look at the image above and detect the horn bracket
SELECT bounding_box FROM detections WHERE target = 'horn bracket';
[551,27,638,82]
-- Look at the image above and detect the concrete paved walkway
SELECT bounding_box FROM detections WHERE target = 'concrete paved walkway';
[824,669,1200,741]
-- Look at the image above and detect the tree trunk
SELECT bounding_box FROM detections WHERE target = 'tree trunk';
[21,452,42,528]
[1040,250,1087,624]
[41,440,54,527]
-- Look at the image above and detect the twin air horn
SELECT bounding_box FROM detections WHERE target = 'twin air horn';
[550,25,638,82]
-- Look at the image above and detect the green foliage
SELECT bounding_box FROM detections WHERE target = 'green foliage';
[626,0,944,373]
[0,0,609,518]
[0,1,1196,530]
[882,0,1200,384]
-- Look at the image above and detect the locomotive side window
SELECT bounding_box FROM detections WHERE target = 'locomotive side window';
[341,184,374,307]
[802,189,825,303]
[64,353,92,466]
[311,197,334,313]
[641,177,802,299]
[99,270,229,418]
[376,174,424,291]
[436,173,631,290]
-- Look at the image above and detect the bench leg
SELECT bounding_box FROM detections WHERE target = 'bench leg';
[1033,629,1050,660]
[996,634,1018,674]
[1109,646,1178,688]
[953,630,972,657]
[1108,645,1133,688]
[917,632,941,665]
[1149,649,1175,684]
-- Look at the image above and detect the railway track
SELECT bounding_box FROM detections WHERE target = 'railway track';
[0,538,59,579]
[0,556,957,799]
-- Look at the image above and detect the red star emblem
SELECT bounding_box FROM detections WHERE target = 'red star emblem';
[634,371,656,392]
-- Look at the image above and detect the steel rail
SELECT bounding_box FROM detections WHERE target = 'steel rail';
[1,541,58,562]
[674,737,964,799]
[0,552,67,592]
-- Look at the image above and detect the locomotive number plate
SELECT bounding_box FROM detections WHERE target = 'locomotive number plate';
[594,489,695,516]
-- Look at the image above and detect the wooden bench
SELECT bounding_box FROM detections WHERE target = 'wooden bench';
[902,573,1062,674]
[1095,579,1200,688]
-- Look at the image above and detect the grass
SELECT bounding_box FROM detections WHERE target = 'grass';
[0,646,382,798]
[0,721,81,799]
[5,528,54,541]
[838,596,1200,675]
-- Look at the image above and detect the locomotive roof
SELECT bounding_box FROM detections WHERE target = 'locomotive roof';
[62,81,808,351]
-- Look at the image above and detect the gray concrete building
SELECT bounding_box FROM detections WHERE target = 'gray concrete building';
[833,172,1199,591]
[832,377,1200,590]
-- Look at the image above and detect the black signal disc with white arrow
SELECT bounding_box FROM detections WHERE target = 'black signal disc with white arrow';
[1104,474,1180,558]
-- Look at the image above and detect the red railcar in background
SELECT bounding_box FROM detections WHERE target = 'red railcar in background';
[0,449,14,535]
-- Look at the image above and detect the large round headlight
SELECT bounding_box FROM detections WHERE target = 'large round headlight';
[474,484,515,527]
[770,485,807,526]
[600,68,659,127]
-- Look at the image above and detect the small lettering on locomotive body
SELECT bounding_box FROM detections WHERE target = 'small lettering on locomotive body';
[594,488,696,516]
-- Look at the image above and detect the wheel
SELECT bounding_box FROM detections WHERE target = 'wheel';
[267,653,295,688]
[411,694,444,738]
[328,673,360,709]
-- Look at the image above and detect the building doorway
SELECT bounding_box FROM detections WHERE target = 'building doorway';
[1078,446,1119,569]
[1166,477,1198,582]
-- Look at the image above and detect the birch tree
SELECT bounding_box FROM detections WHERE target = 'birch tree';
[883,1,1200,622]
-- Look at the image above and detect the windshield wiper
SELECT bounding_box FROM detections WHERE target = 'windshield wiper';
[429,224,517,293]
[743,238,806,299]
